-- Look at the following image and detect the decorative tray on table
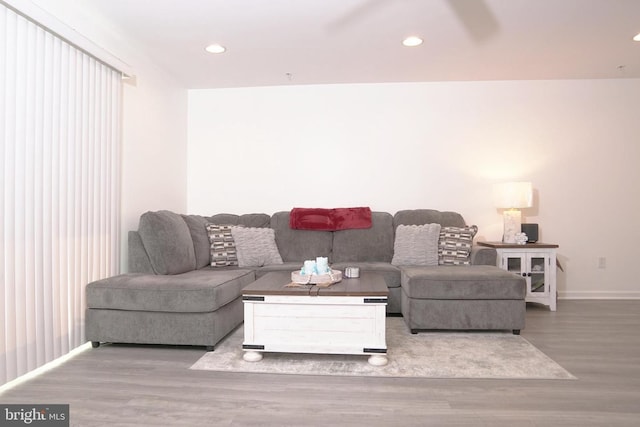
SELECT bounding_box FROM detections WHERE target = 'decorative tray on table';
[291,269,343,285]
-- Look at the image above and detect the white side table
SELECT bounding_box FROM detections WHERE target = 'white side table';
[478,242,559,311]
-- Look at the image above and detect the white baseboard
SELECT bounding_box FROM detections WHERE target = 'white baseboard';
[559,291,640,300]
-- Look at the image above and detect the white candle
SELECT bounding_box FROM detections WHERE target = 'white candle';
[316,257,328,274]
[303,260,316,275]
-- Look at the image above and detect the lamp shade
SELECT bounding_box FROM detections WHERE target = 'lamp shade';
[493,182,533,209]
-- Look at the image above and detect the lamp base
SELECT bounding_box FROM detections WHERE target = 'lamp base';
[503,210,522,244]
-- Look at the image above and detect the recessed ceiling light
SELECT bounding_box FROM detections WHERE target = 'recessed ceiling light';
[402,36,423,47]
[205,44,226,54]
[633,33,640,42]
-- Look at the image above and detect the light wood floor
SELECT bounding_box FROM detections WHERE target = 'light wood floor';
[1,300,639,426]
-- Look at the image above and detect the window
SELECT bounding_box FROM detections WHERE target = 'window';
[1,3,121,385]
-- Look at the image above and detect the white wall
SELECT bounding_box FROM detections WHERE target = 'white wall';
[30,0,189,272]
[188,79,640,299]
[119,70,188,271]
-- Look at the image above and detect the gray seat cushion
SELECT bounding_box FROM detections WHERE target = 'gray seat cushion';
[256,262,304,278]
[331,262,401,288]
[401,265,525,300]
[86,269,255,313]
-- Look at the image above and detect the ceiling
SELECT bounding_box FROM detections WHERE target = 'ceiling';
[87,0,640,89]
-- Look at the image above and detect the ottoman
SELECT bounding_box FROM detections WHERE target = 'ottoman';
[400,265,526,334]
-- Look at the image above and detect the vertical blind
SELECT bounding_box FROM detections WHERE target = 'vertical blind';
[1,3,121,385]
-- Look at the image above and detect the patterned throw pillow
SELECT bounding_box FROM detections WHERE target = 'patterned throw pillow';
[230,226,283,267]
[206,224,239,267]
[391,224,441,266]
[438,225,478,265]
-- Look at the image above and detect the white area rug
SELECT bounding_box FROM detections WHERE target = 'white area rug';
[190,318,575,380]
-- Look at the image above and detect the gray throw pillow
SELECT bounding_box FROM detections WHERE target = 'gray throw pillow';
[230,227,283,267]
[391,223,441,266]
[438,225,478,265]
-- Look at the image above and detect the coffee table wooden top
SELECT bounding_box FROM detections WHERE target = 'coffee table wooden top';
[242,271,388,297]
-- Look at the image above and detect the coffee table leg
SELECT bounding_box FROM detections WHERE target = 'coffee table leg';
[243,351,263,362]
[368,354,388,366]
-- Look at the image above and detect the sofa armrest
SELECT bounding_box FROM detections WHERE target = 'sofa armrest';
[471,245,496,266]
[128,231,155,274]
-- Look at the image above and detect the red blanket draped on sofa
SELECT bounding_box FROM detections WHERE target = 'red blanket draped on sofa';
[289,207,372,231]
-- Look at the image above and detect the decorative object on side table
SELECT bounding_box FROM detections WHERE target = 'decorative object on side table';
[521,223,539,243]
[493,182,533,244]
[477,241,559,311]
[514,232,528,245]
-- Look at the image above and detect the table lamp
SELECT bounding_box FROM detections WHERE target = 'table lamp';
[493,182,533,244]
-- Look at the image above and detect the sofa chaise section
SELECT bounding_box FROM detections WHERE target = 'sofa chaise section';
[86,210,260,350]
[86,269,255,349]
[392,209,526,334]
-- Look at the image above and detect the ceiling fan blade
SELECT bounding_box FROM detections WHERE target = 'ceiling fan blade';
[327,0,390,32]
[447,0,499,42]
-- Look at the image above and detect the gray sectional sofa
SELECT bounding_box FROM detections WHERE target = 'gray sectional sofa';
[85,209,526,351]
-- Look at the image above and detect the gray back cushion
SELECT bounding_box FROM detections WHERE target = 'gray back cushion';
[138,210,196,275]
[332,211,394,263]
[177,213,271,270]
[393,209,466,229]
[181,214,211,269]
[270,211,333,262]
[128,231,154,274]
[207,213,271,228]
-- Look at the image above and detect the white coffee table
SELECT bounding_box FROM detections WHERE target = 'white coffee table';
[242,271,388,366]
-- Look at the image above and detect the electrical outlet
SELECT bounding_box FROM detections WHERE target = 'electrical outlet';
[597,257,607,269]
